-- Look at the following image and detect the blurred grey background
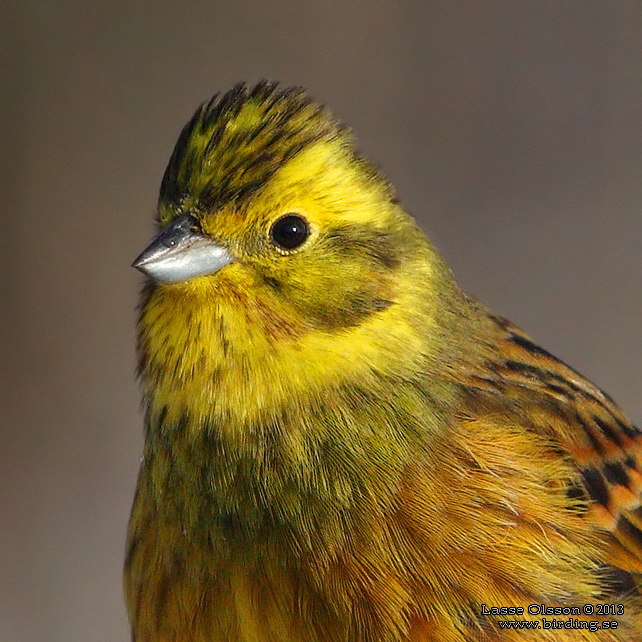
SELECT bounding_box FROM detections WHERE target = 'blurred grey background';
[2,2,641,641]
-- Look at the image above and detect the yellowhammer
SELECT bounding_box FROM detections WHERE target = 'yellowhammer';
[126,81,642,641]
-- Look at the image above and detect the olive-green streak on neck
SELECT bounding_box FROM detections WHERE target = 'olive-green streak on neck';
[139,373,452,567]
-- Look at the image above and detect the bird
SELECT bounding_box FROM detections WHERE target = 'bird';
[126,81,642,641]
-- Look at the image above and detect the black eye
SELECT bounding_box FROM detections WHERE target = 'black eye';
[270,214,310,250]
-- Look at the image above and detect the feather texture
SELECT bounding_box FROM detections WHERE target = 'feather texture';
[126,83,642,641]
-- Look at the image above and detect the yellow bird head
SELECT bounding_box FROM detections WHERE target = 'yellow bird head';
[134,82,460,428]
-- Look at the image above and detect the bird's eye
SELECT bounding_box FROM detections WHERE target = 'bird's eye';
[270,214,310,251]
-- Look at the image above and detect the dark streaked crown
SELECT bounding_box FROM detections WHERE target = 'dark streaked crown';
[159,81,343,215]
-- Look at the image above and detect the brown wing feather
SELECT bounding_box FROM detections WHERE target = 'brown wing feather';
[485,315,642,576]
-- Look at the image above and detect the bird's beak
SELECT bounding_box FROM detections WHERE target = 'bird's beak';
[132,214,233,284]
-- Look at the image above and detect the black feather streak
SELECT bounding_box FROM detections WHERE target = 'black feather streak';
[582,466,610,508]
[603,461,631,488]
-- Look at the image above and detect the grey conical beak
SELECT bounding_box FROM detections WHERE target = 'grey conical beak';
[132,214,233,283]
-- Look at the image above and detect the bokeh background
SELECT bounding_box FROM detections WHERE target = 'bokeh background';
[2,2,641,641]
